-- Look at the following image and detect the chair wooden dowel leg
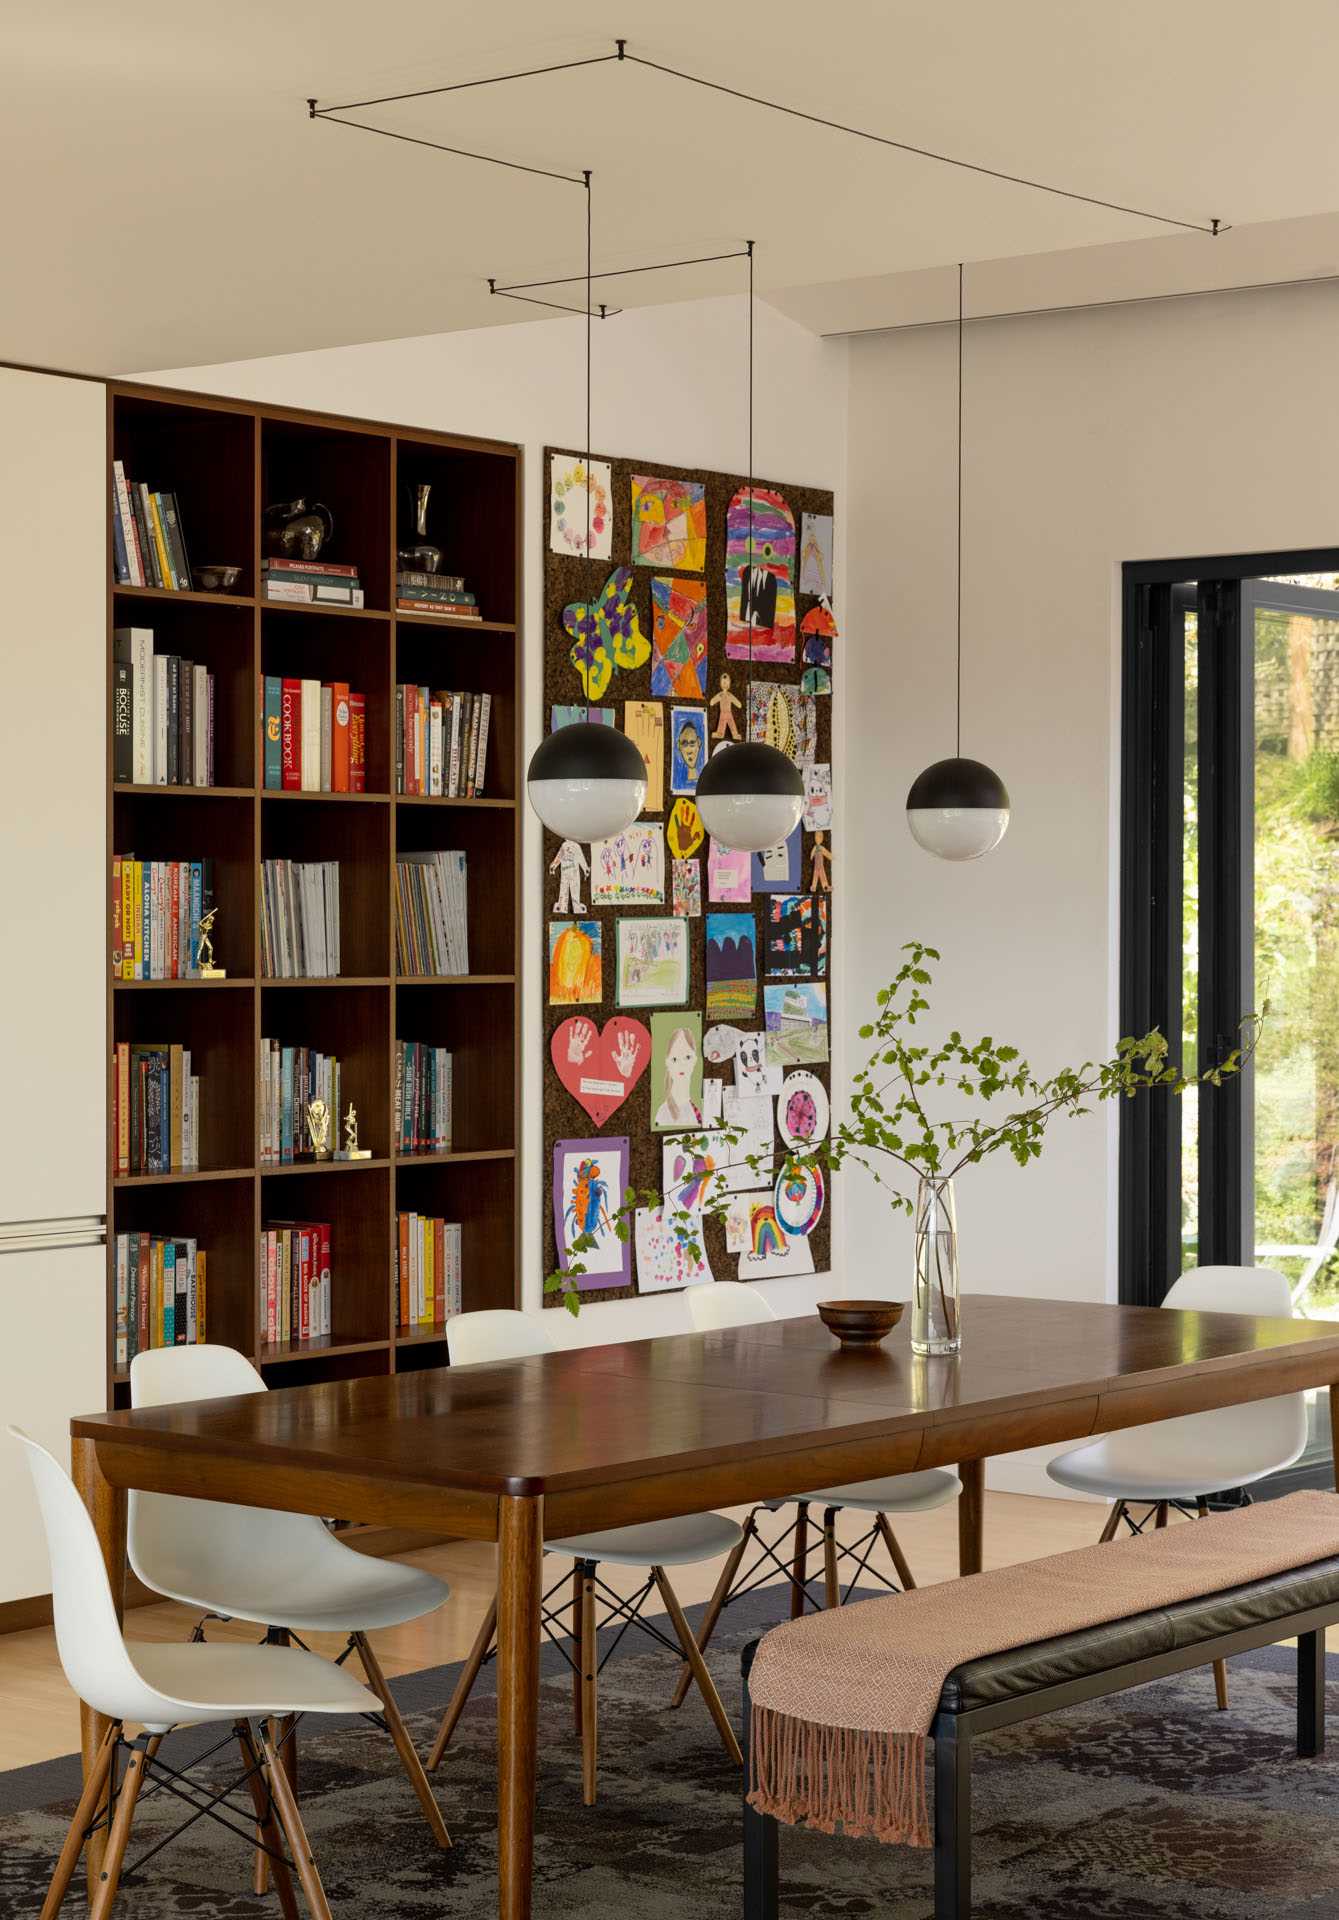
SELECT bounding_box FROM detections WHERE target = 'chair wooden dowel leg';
[670,1516,752,1711]
[822,1509,840,1609]
[653,1567,743,1768]
[39,1722,118,1920]
[572,1564,584,1735]
[875,1512,918,1591]
[790,1503,809,1618]
[353,1631,451,1850]
[87,1737,148,1920]
[262,1728,333,1920]
[429,1592,497,1771]
[1194,1500,1230,1710]
[1298,1628,1326,1757]
[1098,1500,1124,1544]
[579,1561,598,1807]
[235,1721,300,1920]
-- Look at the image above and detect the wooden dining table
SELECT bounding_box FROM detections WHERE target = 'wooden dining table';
[71,1293,1339,1919]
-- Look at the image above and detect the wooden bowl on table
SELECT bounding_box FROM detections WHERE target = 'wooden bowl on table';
[817,1299,905,1349]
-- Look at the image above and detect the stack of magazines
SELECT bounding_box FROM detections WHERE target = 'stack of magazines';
[261,859,341,978]
[396,850,468,976]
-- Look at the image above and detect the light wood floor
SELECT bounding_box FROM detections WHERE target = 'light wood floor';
[8,1489,1316,1775]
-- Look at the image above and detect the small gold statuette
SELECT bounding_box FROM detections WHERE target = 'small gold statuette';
[338,1101,371,1160]
[305,1097,333,1161]
[197,905,226,979]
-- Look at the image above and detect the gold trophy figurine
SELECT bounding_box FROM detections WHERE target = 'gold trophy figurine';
[197,905,226,979]
[340,1101,371,1160]
[305,1097,333,1161]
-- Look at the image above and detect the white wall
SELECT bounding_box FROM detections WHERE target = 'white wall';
[846,276,1339,1491]
[147,295,849,1344]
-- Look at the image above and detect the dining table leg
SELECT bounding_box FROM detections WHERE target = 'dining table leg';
[72,1436,126,1895]
[957,1458,985,1576]
[497,1493,543,1920]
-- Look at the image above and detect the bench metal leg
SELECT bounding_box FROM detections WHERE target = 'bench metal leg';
[934,1716,971,1920]
[741,1643,778,1920]
[1299,1629,1326,1757]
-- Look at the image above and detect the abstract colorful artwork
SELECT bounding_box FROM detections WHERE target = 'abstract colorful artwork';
[773,1160,826,1237]
[672,857,702,917]
[726,486,796,663]
[705,911,757,1020]
[634,1205,712,1291]
[801,667,832,696]
[752,826,802,894]
[669,705,708,794]
[550,1018,650,1127]
[650,1011,705,1131]
[667,797,705,860]
[548,920,602,1005]
[803,762,833,831]
[777,1070,830,1149]
[798,512,834,597]
[748,681,817,765]
[623,700,665,812]
[616,916,689,1008]
[549,453,612,559]
[650,577,709,697]
[552,704,614,732]
[763,981,829,1068]
[564,567,650,700]
[800,600,838,667]
[707,838,751,903]
[591,823,665,905]
[764,894,828,977]
[553,1136,630,1286]
[632,474,706,571]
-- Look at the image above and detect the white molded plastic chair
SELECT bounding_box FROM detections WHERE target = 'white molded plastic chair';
[129,1345,452,1855]
[428,1310,744,1804]
[679,1283,959,1703]
[1256,1178,1339,1312]
[1047,1265,1308,1709]
[11,1426,377,1920]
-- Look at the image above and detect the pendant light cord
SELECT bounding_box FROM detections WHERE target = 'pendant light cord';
[956,261,963,758]
[746,239,756,716]
[584,169,593,726]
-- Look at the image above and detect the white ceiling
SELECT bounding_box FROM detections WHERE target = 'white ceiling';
[7,0,1339,373]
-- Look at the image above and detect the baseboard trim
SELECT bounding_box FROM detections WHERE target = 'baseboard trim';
[0,1526,451,1635]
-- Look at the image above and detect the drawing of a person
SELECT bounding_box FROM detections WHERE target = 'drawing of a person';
[654,1025,703,1128]
[674,717,703,791]
[710,672,742,740]
[550,838,589,913]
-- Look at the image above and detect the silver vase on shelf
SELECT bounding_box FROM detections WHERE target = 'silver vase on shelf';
[911,1175,961,1354]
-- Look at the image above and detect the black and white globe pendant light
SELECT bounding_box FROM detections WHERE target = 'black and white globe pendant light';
[694,242,805,854]
[526,173,648,843]
[906,264,1010,861]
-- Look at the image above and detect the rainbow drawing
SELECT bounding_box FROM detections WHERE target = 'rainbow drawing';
[750,1204,790,1259]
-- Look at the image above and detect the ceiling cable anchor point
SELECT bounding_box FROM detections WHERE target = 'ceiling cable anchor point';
[307,97,318,118]
[615,38,627,59]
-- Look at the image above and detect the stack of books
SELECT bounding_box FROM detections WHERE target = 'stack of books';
[396,570,479,619]
[263,677,366,792]
[114,628,215,787]
[260,1039,342,1166]
[111,461,193,590]
[394,1041,453,1155]
[396,1212,462,1331]
[395,684,492,797]
[114,1233,206,1367]
[260,1221,332,1345]
[112,1042,201,1174]
[260,860,341,978]
[395,850,469,976]
[262,558,364,607]
[112,855,215,980]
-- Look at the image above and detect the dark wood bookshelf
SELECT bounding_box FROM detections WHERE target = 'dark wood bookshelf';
[106,382,523,1405]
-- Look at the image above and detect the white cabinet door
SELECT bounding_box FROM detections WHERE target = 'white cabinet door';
[0,1244,106,1602]
[0,367,106,1225]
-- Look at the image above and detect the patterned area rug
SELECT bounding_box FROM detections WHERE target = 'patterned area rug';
[1,1596,1335,1919]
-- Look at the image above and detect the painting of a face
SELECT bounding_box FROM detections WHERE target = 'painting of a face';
[669,706,708,796]
[651,1010,704,1131]
[677,724,701,778]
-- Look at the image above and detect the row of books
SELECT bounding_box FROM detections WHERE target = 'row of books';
[396,685,492,797]
[395,850,469,976]
[395,1042,453,1156]
[111,856,215,980]
[396,1213,462,1330]
[111,461,193,591]
[260,1040,342,1167]
[114,628,215,787]
[396,570,480,619]
[260,1222,332,1344]
[260,859,341,979]
[263,557,365,608]
[263,676,367,792]
[114,1234,207,1367]
[113,1042,201,1175]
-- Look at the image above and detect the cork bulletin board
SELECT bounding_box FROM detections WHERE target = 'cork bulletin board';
[542,446,836,1305]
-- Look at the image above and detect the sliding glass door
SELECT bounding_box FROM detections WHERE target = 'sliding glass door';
[1123,556,1339,1486]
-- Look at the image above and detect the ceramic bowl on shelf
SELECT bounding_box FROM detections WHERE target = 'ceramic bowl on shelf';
[195,564,243,593]
[817,1299,905,1348]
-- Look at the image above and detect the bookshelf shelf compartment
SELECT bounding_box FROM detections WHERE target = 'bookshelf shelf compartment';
[107,384,521,1401]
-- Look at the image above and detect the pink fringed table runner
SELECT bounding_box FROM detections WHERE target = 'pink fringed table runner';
[748,1489,1339,1847]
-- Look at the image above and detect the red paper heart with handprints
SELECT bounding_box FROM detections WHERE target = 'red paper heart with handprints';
[551,1015,652,1127]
